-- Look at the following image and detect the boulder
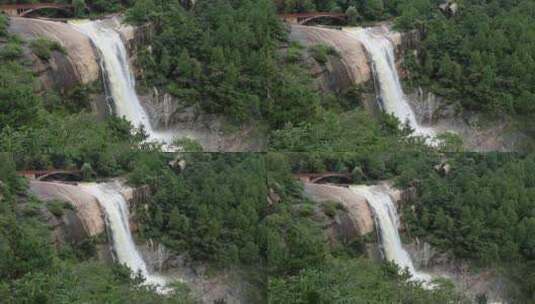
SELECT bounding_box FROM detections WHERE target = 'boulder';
[28,181,106,246]
[440,1,459,17]
[267,188,281,206]
[303,183,375,241]
[8,17,100,92]
[289,24,371,93]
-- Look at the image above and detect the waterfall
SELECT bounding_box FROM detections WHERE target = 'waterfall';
[346,27,435,139]
[351,185,431,283]
[70,19,175,145]
[79,182,168,290]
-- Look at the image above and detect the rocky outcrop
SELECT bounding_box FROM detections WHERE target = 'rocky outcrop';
[121,183,151,232]
[303,182,413,254]
[406,241,508,303]
[137,88,266,152]
[407,87,530,151]
[289,24,371,93]
[8,17,100,92]
[28,181,106,246]
[288,24,422,95]
[102,16,154,78]
[303,183,375,244]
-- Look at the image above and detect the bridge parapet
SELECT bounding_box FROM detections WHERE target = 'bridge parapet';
[279,12,347,25]
[295,172,353,184]
[0,3,74,17]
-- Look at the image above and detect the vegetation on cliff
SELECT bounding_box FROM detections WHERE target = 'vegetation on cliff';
[130,153,268,268]
[0,155,196,303]
[125,0,355,129]
[0,21,165,175]
[2,0,535,302]
[396,0,535,117]
[403,153,535,302]
[264,152,466,303]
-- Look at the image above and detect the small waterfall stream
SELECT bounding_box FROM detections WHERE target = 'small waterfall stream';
[70,19,176,146]
[351,185,432,283]
[346,27,435,140]
[80,182,168,290]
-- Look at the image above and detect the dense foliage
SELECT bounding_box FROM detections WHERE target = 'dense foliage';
[396,0,535,116]
[0,160,195,303]
[274,0,439,21]
[130,153,268,268]
[2,0,535,302]
[126,0,331,128]
[0,0,134,15]
[0,25,163,176]
[264,152,465,303]
[403,153,535,302]
[269,258,466,303]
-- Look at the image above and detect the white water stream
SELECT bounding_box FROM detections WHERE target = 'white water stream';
[345,27,435,140]
[351,185,432,283]
[70,19,176,146]
[80,182,168,290]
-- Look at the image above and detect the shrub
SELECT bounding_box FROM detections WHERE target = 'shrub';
[47,200,72,217]
[287,42,304,63]
[298,204,315,217]
[0,43,23,61]
[322,201,338,218]
[174,138,204,152]
[30,38,65,61]
[309,44,339,65]
[73,0,87,17]
[0,14,7,37]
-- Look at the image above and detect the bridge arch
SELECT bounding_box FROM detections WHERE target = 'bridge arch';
[0,4,74,18]
[279,13,347,25]
[299,15,347,25]
[296,172,353,184]
[37,171,82,182]
[19,6,73,17]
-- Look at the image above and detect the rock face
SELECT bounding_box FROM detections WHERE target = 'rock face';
[120,183,151,233]
[137,89,267,152]
[289,24,371,93]
[8,17,100,92]
[406,241,508,303]
[303,183,375,243]
[288,24,419,94]
[407,87,530,151]
[28,181,106,245]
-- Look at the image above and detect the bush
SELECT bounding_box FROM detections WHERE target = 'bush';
[91,0,121,13]
[287,42,304,63]
[322,201,341,218]
[0,43,23,61]
[73,0,87,17]
[309,44,339,65]
[47,200,71,217]
[0,14,7,37]
[174,138,203,152]
[30,38,65,61]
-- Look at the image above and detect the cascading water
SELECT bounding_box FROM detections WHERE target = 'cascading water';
[80,182,168,290]
[345,27,435,139]
[351,185,432,283]
[70,19,175,145]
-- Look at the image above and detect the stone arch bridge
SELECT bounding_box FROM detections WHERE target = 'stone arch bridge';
[19,170,83,182]
[279,12,347,25]
[295,172,353,184]
[0,3,74,17]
